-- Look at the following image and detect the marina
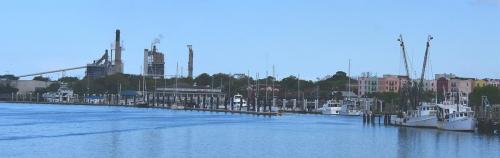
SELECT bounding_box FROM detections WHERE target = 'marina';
[1,1,500,157]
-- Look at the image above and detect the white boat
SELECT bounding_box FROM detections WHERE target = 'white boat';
[436,101,476,131]
[339,100,362,116]
[232,94,248,110]
[42,83,75,103]
[393,103,438,128]
[338,60,361,116]
[321,100,342,115]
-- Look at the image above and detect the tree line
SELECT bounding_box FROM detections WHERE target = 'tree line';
[2,73,500,108]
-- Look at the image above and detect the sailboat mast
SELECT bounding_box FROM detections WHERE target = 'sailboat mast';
[348,59,351,100]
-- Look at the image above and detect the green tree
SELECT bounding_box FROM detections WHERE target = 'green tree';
[314,71,357,99]
[33,76,50,81]
[0,84,18,94]
[58,77,79,83]
[34,83,60,94]
[194,73,212,87]
[469,86,500,107]
[0,74,19,80]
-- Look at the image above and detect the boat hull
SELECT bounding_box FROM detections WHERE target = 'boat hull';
[403,116,437,128]
[437,118,476,131]
[321,107,341,115]
[339,111,362,116]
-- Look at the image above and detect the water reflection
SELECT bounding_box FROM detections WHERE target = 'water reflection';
[396,127,494,158]
[1,103,500,158]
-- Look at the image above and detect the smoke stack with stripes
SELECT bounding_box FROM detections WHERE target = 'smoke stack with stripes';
[187,45,193,78]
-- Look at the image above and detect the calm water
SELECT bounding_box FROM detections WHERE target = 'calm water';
[0,103,499,158]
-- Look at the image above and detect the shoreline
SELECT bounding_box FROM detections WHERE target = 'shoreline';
[0,101,281,116]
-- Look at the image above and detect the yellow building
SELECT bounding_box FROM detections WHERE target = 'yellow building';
[473,79,487,90]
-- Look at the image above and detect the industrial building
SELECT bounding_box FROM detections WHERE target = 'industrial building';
[85,29,124,78]
[144,45,165,78]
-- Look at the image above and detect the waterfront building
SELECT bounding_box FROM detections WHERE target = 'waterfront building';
[486,79,500,88]
[472,79,487,90]
[378,75,409,93]
[449,77,474,103]
[0,80,53,94]
[357,72,378,96]
[155,82,225,107]
[435,73,456,79]
[422,79,437,92]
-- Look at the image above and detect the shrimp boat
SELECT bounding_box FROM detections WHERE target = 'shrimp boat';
[392,35,439,128]
[436,94,476,131]
[393,103,438,128]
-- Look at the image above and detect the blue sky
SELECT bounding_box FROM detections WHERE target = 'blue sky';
[0,0,499,80]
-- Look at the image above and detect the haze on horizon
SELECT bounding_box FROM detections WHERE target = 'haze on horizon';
[0,0,499,80]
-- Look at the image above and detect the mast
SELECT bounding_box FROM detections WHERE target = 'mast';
[348,59,351,101]
[297,74,300,102]
[420,35,433,88]
[418,35,433,105]
[272,65,275,108]
[398,35,412,110]
[398,34,411,78]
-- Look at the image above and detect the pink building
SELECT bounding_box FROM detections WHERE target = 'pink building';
[486,79,500,88]
[378,75,409,93]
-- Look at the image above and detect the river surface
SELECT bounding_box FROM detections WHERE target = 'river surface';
[0,103,499,158]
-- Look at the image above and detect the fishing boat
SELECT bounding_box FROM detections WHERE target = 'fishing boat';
[392,35,439,128]
[436,94,476,131]
[393,103,438,128]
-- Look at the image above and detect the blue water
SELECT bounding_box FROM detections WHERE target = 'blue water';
[0,103,499,158]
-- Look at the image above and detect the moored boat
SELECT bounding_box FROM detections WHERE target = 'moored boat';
[393,103,438,128]
[321,100,341,115]
[436,101,476,131]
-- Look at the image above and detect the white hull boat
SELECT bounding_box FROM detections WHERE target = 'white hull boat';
[393,103,438,128]
[436,100,476,131]
[437,116,476,131]
[339,101,362,116]
[321,100,342,115]
[394,115,438,128]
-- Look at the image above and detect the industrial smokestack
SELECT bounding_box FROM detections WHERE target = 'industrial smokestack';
[114,29,123,73]
[115,29,121,63]
[115,29,120,43]
[187,45,193,78]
